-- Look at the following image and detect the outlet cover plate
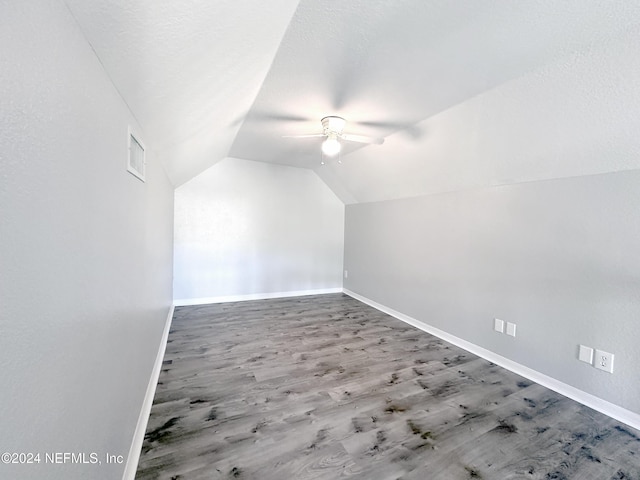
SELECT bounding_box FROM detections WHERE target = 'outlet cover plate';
[494,318,504,333]
[594,349,614,373]
[506,322,517,337]
[578,345,594,364]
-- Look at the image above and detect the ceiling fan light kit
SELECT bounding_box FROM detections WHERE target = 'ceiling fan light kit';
[321,133,341,156]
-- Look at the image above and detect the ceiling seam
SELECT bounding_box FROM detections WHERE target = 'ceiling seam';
[61,1,139,126]
[59,0,171,177]
[224,1,303,158]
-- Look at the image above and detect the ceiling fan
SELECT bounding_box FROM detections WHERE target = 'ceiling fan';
[282,116,384,158]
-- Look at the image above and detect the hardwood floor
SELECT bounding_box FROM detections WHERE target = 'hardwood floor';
[136,293,640,479]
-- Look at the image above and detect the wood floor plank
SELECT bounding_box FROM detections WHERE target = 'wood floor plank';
[136,293,640,479]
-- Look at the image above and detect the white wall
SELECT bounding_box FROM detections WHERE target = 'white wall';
[340,13,640,423]
[344,169,640,416]
[174,158,344,303]
[0,3,174,479]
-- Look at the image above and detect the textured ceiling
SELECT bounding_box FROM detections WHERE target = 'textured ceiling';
[65,0,640,201]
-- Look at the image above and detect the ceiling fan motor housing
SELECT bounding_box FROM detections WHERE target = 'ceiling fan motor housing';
[322,116,346,135]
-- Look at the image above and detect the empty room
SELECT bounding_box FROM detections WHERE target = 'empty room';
[2,1,640,479]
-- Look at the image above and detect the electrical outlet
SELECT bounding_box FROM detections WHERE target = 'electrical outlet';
[494,318,505,333]
[344,270,348,279]
[506,322,517,337]
[594,349,614,373]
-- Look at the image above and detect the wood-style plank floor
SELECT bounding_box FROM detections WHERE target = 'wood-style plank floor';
[136,293,640,479]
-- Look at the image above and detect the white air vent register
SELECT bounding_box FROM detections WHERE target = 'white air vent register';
[127,127,146,182]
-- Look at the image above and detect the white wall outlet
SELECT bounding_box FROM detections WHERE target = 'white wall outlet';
[494,318,505,333]
[506,322,517,337]
[578,345,594,364]
[344,270,348,279]
[594,349,614,373]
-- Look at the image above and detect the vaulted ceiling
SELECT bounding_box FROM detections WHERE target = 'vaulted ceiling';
[64,0,640,203]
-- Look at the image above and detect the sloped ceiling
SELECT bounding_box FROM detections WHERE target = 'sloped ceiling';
[63,0,300,186]
[65,0,640,202]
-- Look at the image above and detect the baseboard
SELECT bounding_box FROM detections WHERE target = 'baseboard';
[121,305,175,480]
[174,287,343,306]
[343,288,640,432]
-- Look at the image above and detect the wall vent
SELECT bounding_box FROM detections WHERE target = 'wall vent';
[127,127,146,182]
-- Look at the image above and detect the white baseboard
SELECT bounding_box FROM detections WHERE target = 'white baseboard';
[174,287,343,306]
[343,288,640,432]
[121,305,175,480]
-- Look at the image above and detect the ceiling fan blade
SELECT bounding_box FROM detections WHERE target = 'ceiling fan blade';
[341,133,384,145]
[282,133,325,139]
[252,112,313,123]
[356,120,424,140]
[231,111,312,128]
